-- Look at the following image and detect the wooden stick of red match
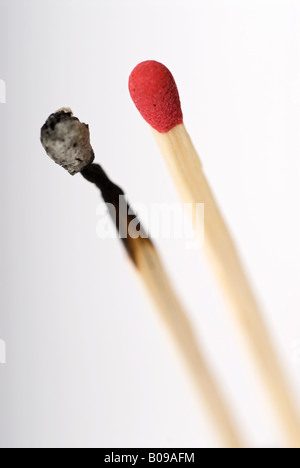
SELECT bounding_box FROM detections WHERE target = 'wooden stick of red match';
[40,108,244,448]
[129,60,300,448]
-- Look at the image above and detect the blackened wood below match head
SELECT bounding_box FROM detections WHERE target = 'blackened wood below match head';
[81,163,152,265]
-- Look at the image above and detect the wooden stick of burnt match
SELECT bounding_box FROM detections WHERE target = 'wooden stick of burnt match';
[40,108,243,448]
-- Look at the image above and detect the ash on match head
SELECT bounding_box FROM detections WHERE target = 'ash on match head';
[129,60,183,133]
[41,108,95,175]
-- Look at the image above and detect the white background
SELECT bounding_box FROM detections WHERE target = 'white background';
[0,0,300,448]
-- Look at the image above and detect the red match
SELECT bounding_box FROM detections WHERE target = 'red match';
[129,60,300,448]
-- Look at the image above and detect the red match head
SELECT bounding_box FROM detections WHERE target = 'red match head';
[129,61,183,133]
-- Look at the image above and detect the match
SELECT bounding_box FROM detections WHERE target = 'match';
[129,60,300,448]
[40,108,243,448]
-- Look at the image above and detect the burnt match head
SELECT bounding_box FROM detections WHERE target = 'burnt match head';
[41,108,95,175]
[129,60,183,133]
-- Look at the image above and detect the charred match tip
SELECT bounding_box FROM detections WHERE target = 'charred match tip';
[41,108,95,175]
[40,108,152,266]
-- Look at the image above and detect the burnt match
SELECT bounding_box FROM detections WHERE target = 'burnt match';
[40,108,243,448]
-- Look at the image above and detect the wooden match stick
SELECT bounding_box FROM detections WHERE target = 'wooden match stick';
[40,108,243,448]
[129,60,300,448]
